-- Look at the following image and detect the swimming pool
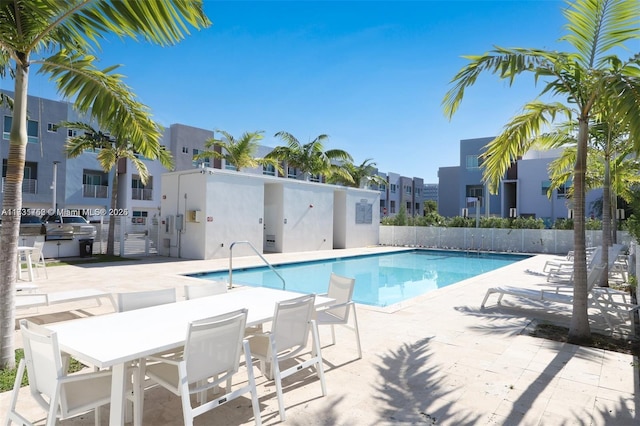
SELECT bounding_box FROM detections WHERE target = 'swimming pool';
[188,250,529,307]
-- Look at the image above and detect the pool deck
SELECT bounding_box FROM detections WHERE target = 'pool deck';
[1,246,638,425]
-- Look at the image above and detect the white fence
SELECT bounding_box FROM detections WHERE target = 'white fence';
[379,226,633,255]
[93,217,160,257]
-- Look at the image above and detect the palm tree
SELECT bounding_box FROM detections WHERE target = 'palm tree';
[547,121,640,285]
[0,1,209,368]
[194,130,281,173]
[62,121,174,256]
[266,131,353,182]
[328,158,387,189]
[443,0,640,342]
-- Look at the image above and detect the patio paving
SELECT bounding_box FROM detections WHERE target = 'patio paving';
[1,247,638,425]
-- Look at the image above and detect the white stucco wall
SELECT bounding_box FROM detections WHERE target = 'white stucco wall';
[160,169,379,260]
[281,183,334,252]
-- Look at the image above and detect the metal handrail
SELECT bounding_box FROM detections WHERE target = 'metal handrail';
[229,240,286,290]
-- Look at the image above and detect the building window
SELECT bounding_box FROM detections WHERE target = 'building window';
[3,116,39,143]
[192,148,209,168]
[557,184,568,198]
[404,185,412,195]
[132,175,153,200]
[287,166,297,179]
[83,170,108,198]
[182,146,189,154]
[309,174,320,183]
[68,129,77,138]
[2,160,38,194]
[390,200,396,214]
[379,183,386,191]
[132,210,148,225]
[390,184,396,193]
[47,123,58,133]
[224,162,238,171]
[415,203,420,211]
[415,188,421,195]
[380,200,386,208]
[466,155,483,169]
[541,180,551,195]
[466,185,484,206]
[262,164,276,176]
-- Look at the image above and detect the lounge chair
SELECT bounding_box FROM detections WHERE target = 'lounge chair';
[15,288,116,311]
[545,244,625,283]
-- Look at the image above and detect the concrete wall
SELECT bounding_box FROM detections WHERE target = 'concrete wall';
[160,168,379,260]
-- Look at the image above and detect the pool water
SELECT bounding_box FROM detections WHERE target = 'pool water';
[188,250,529,307]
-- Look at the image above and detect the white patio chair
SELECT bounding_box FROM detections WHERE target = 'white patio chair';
[30,241,48,279]
[248,293,326,421]
[184,281,262,336]
[144,309,262,426]
[116,288,176,312]
[5,319,114,426]
[315,273,362,359]
[115,288,177,424]
[184,281,227,300]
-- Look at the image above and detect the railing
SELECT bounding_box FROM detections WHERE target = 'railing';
[1,178,37,194]
[229,240,286,290]
[131,188,153,200]
[83,184,108,198]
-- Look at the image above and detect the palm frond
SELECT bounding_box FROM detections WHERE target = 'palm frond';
[562,0,640,68]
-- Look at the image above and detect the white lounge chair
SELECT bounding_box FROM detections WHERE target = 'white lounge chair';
[15,288,116,311]
[481,265,635,332]
[545,244,625,283]
[5,320,115,426]
[315,273,362,359]
[30,240,48,279]
[144,309,262,426]
[248,293,326,421]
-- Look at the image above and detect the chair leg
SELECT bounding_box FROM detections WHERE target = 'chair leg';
[243,342,262,426]
[310,320,327,396]
[351,305,362,359]
[5,360,31,426]
[94,406,101,426]
[330,324,336,345]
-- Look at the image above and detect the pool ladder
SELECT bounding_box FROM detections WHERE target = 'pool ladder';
[229,241,286,290]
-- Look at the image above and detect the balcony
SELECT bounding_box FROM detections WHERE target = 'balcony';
[83,184,108,198]
[131,187,153,201]
[1,178,37,194]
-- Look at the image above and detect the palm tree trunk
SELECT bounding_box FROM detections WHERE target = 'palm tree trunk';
[0,62,29,368]
[107,170,119,256]
[568,118,591,343]
[600,154,611,287]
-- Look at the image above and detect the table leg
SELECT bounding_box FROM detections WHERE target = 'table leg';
[16,252,22,280]
[109,363,127,426]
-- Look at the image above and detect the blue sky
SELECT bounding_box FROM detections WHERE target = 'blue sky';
[6,0,602,182]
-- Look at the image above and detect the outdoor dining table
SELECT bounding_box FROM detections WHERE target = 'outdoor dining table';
[47,286,335,426]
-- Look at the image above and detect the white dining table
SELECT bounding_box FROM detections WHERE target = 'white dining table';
[17,246,34,282]
[48,286,334,426]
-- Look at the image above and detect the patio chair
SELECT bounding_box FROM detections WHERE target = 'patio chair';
[30,241,48,279]
[184,281,227,300]
[248,293,326,421]
[116,288,176,312]
[5,319,114,426]
[144,309,262,426]
[315,273,362,359]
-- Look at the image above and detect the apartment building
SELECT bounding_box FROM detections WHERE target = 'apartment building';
[438,137,603,226]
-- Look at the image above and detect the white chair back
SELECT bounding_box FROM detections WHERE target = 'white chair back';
[20,319,63,410]
[184,309,248,385]
[325,273,355,320]
[184,281,227,300]
[271,294,315,357]
[116,288,176,312]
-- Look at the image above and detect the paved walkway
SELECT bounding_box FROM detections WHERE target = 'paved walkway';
[1,247,638,425]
